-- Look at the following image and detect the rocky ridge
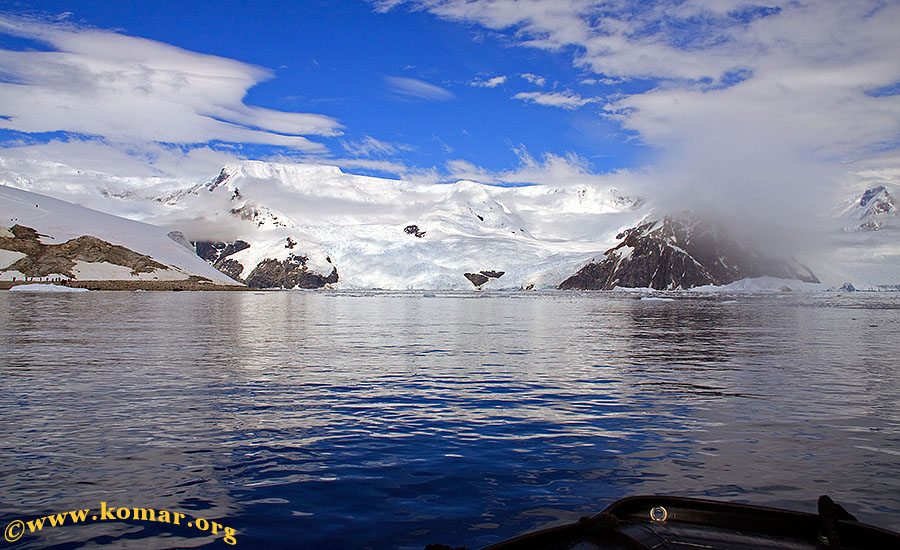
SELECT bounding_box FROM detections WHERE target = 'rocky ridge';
[558,215,820,290]
[843,185,897,231]
[1,224,173,279]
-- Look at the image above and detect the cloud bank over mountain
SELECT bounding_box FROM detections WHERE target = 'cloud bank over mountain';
[0,1,898,253]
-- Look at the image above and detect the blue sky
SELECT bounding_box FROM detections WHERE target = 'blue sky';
[0,0,899,203]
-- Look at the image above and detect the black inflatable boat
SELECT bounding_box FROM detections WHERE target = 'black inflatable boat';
[428,495,900,550]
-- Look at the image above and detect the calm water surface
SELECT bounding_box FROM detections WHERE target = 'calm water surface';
[1,290,898,549]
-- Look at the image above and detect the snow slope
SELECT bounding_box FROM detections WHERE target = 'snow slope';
[147,162,646,290]
[0,185,236,283]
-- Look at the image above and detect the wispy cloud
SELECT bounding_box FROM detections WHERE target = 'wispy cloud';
[341,135,413,157]
[443,146,645,190]
[0,14,342,151]
[520,73,546,87]
[580,77,618,86]
[513,90,600,110]
[469,75,507,88]
[385,76,455,101]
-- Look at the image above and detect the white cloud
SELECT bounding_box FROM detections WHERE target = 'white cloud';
[0,137,239,180]
[445,158,495,182]
[385,75,455,101]
[376,0,900,158]
[376,0,900,249]
[520,73,546,87]
[327,158,414,178]
[0,14,342,151]
[581,77,618,86]
[513,90,600,110]
[469,75,507,88]
[442,145,646,190]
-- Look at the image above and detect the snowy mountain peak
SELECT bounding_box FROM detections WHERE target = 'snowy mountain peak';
[841,184,898,232]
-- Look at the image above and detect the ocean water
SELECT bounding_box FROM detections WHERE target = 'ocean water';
[0,290,898,549]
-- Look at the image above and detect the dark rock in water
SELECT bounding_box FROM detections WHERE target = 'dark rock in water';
[559,215,820,290]
[464,270,504,288]
[244,254,338,289]
[465,272,490,287]
[0,224,168,279]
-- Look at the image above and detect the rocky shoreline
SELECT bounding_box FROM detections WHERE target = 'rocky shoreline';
[0,280,247,291]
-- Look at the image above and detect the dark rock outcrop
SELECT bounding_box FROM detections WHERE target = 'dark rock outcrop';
[404,225,426,238]
[0,224,169,279]
[244,254,338,289]
[195,240,251,263]
[559,215,819,290]
[464,270,505,288]
[194,240,251,281]
[194,238,337,289]
[215,258,245,282]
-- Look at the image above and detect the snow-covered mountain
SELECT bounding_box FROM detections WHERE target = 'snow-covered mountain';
[839,184,898,232]
[2,158,898,290]
[141,161,647,290]
[0,185,236,284]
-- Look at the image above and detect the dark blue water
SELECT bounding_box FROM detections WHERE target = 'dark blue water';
[1,290,899,549]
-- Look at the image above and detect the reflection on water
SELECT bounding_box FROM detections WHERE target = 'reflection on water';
[1,291,899,549]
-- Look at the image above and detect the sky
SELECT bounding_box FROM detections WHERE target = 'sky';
[0,0,899,217]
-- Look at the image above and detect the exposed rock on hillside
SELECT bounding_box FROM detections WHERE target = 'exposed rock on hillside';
[558,215,819,290]
[194,240,250,281]
[1,224,169,279]
[193,238,337,288]
[244,254,338,289]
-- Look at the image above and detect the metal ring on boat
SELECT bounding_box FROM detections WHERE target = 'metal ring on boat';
[650,506,668,522]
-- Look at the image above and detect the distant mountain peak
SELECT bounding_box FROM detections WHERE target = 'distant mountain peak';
[842,184,897,231]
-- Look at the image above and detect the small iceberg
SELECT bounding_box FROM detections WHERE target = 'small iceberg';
[9,284,89,293]
[640,296,674,302]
